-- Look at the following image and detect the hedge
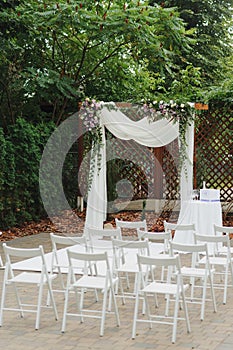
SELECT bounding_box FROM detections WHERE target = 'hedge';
[0,118,78,230]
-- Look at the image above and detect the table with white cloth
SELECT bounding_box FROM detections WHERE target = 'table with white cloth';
[173,200,222,249]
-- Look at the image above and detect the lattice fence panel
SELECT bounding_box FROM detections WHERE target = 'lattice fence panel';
[106,137,154,200]
[106,136,180,201]
[162,141,180,200]
[194,110,233,202]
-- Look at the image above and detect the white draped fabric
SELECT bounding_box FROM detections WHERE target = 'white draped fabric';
[85,103,194,230]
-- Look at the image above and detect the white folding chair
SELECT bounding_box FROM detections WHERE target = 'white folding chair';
[49,233,88,295]
[137,229,171,255]
[194,233,233,304]
[214,224,233,255]
[169,241,217,320]
[112,238,150,305]
[164,221,196,243]
[86,227,122,253]
[115,218,147,236]
[61,250,120,336]
[132,254,191,344]
[0,243,58,330]
[137,229,172,281]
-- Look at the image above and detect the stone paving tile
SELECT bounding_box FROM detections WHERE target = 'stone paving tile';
[1,233,233,350]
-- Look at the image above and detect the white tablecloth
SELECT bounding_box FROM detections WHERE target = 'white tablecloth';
[174,200,222,246]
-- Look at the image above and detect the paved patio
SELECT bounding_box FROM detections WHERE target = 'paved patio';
[0,232,233,350]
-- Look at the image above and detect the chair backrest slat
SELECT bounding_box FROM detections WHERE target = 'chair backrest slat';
[164,221,195,232]
[138,254,181,269]
[67,250,108,262]
[214,224,233,235]
[3,243,43,259]
[115,218,147,232]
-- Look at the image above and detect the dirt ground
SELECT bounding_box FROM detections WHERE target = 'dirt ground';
[0,208,232,242]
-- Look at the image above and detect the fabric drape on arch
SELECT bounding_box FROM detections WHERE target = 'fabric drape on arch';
[84,103,194,230]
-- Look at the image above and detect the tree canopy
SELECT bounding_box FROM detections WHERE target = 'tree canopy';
[0,0,200,126]
[0,0,232,126]
[150,0,233,85]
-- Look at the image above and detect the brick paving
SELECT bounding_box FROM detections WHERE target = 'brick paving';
[0,232,233,350]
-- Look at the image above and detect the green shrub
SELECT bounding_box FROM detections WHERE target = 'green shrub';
[0,119,55,229]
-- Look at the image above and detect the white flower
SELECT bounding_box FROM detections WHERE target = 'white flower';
[180,103,185,108]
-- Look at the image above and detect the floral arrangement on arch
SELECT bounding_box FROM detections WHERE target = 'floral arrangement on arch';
[139,100,195,168]
[79,98,102,131]
[139,100,194,125]
[79,98,104,191]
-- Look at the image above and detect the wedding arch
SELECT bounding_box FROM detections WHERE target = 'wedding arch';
[84,102,194,230]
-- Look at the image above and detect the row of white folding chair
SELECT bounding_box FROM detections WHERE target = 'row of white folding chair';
[167,225,233,306]
[62,249,190,343]
[0,243,58,330]
[166,222,233,306]
[131,225,232,343]
[50,229,122,336]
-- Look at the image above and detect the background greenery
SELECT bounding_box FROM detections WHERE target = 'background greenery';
[0,0,232,229]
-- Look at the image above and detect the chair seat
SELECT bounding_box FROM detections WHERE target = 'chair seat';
[71,275,118,291]
[199,256,233,266]
[181,266,215,278]
[8,272,57,284]
[141,281,189,295]
[218,247,233,254]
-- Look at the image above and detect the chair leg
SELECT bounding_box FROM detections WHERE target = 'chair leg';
[47,280,59,321]
[180,289,191,335]
[100,288,108,337]
[61,287,70,333]
[0,277,7,326]
[172,292,180,344]
[223,264,229,304]
[209,273,217,314]
[200,277,207,321]
[78,288,84,323]
[35,283,44,330]
[110,286,120,327]
[132,290,140,339]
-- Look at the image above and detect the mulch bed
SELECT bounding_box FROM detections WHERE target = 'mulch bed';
[0,209,232,242]
[0,209,171,241]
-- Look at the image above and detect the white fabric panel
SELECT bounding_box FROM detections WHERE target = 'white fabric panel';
[100,104,179,147]
[84,103,194,231]
[84,126,107,231]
